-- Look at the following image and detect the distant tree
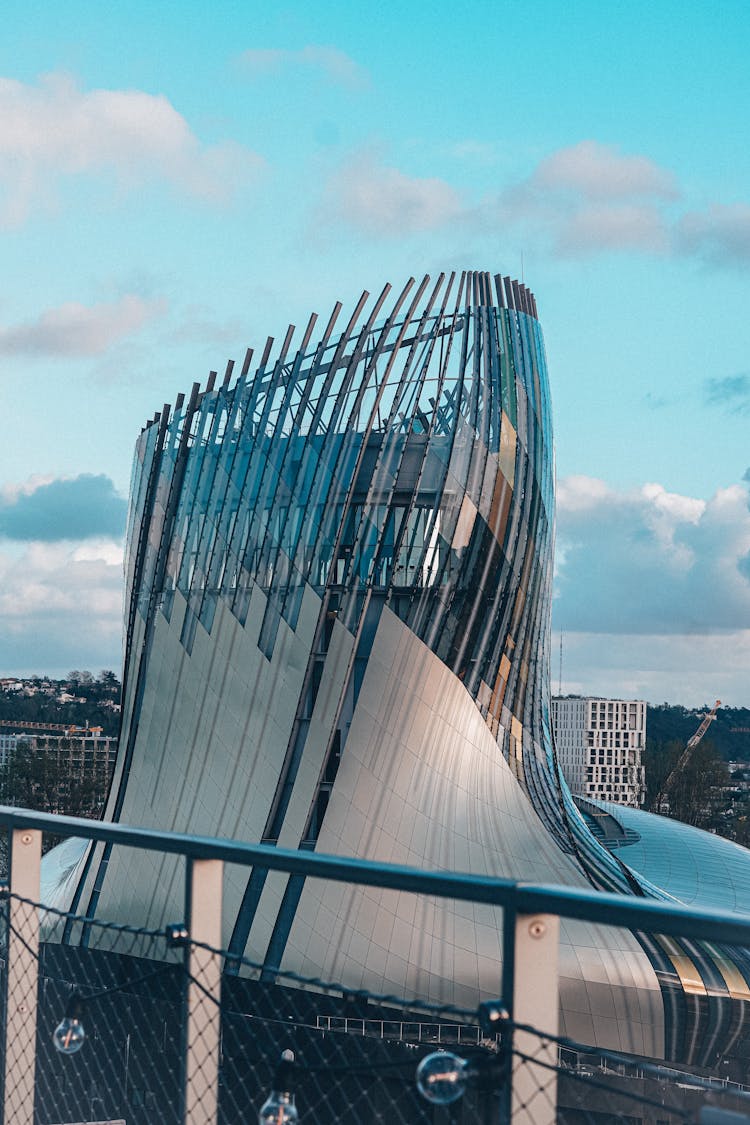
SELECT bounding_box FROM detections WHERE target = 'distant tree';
[647,702,750,762]
[645,738,728,829]
[728,814,750,848]
[644,740,682,812]
[669,743,728,828]
[0,741,58,812]
[98,670,118,687]
[0,740,106,819]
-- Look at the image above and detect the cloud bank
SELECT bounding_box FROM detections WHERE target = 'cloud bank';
[0,475,127,541]
[0,295,165,357]
[677,204,750,267]
[486,141,678,256]
[323,151,463,236]
[553,629,750,708]
[0,72,265,226]
[0,539,123,676]
[321,140,750,264]
[0,475,126,674]
[554,476,750,635]
[532,140,678,201]
[1,470,746,701]
[552,476,750,705]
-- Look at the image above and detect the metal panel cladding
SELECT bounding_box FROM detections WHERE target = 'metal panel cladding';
[65,270,750,1069]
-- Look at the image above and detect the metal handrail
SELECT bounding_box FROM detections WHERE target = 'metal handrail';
[315,1015,487,1044]
[2,803,750,945]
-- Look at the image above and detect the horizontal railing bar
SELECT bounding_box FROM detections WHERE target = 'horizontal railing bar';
[2,804,750,944]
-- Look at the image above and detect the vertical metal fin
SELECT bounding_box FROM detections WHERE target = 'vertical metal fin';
[240,347,254,378]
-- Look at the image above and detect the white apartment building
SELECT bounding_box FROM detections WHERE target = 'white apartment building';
[551,697,646,807]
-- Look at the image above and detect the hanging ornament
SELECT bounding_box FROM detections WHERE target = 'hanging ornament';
[53,993,86,1055]
[416,1050,469,1105]
[259,1048,299,1124]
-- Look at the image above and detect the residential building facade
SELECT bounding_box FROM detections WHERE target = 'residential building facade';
[0,729,117,811]
[551,697,646,806]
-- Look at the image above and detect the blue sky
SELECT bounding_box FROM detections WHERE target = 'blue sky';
[1,0,748,704]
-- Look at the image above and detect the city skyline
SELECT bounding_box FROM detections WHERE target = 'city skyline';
[0,0,749,703]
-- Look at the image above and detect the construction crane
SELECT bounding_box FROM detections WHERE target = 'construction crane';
[661,699,722,802]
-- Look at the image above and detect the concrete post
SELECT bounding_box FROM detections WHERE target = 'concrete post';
[511,912,559,1125]
[3,827,42,1125]
[185,858,223,1125]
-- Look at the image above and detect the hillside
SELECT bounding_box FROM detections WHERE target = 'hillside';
[0,672,121,738]
[647,703,750,761]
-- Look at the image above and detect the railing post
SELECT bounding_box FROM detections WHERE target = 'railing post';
[184,858,223,1125]
[510,912,559,1125]
[3,827,42,1125]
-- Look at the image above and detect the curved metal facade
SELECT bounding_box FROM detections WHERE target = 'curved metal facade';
[62,270,750,1065]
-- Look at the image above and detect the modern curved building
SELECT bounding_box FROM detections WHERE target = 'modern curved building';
[54,270,750,1068]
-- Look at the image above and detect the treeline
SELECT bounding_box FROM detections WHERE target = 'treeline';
[647,703,750,761]
[644,738,750,846]
[0,740,111,820]
[0,671,122,737]
[623,702,750,845]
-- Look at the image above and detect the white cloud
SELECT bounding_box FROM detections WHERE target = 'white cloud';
[0,474,55,505]
[240,46,369,90]
[556,475,611,512]
[640,482,705,525]
[313,139,750,265]
[0,539,123,675]
[322,151,463,236]
[553,203,668,255]
[499,142,676,256]
[553,629,750,708]
[0,540,122,617]
[533,141,678,201]
[676,203,750,266]
[0,72,265,226]
[0,295,166,357]
[554,476,750,635]
[553,477,750,705]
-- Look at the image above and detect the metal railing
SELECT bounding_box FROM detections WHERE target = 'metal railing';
[314,1015,491,1045]
[0,803,749,1125]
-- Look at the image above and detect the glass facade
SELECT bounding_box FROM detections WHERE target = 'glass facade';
[117,272,578,849]
[61,270,750,1067]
